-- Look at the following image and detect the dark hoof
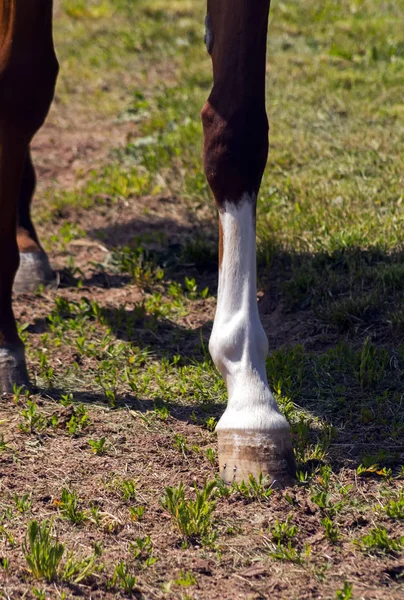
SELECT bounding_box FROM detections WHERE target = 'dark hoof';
[217,429,296,487]
[14,251,55,294]
[0,345,30,393]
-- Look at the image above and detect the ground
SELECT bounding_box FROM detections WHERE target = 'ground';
[1,1,404,598]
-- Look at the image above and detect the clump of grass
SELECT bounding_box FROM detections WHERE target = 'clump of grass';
[58,488,86,525]
[110,561,137,595]
[232,473,274,502]
[160,480,217,546]
[129,535,158,567]
[23,520,64,582]
[121,479,137,502]
[355,527,404,556]
[88,437,108,455]
[384,492,404,520]
[269,515,298,546]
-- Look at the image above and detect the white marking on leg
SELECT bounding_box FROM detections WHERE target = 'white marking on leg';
[210,195,289,432]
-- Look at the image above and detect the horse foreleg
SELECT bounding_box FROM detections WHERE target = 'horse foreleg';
[0,0,58,391]
[202,0,295,485]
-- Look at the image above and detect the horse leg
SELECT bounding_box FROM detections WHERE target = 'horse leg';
[202,0,295,484]
[14,149,54,293]
[0,0,58,391]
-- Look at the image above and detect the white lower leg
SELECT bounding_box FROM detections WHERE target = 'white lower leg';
[210,195,294,483]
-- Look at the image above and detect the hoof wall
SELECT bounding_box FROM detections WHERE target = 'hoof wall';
[217,429,296,487]
[14,251,55,294]
[0,346,30,393]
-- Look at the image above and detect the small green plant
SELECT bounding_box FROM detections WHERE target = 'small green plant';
[310,466,342,516]
[265,515,308,563]
[0,434,9,452]
[14,493,32,514]
[384,492,404,519]
[129,505,145,522]
[129,535,158,567]
[267,539,311,564]
[0,556,10,572]
[23,520,64,582]
[121,479,137,502]
[321,517,340,543]
[59,489,86,525]
[66,404,90,436]
[204,416,217,432]
[269,516,298,545]
[32,589,46,600]
[110,561,137,595]
[154,404,170,420]
[232,473,274,502]
[173,433,189,457]
[62,550,99,584]
[355,527,404,556]
[88,437,107,455]
[336,581,353,600]
[0,524,15,547]
[160,480,217,546]
[205,447,216,466]
[174,569,197,586]
[357,463,391,478]
[19,401,46,434]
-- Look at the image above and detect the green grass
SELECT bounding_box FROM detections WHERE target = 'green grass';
[2,0,404,598]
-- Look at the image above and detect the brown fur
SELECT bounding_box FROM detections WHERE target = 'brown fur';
[0,0,57,348]
[201,0,271,206]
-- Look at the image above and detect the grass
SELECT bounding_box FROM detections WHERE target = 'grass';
[0,0,403,598]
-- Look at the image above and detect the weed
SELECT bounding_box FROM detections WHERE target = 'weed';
[14,493,32,514]
[19,401,46,434]
[384,491,404,519]
[58,489,86,525]
[232,473,274,502]
[204,416,217,432]
[0,524,15,547]
[173,433,190,457]
[129,535,158,567]
[161,480,217,546]
[321,517,340,543]
[336,582,353,600]
[0,434,9,452]
[121,479,137,502]
[266,540,310,564]
[0,557,10,572]
[88,437,108,455]
[66,404,90,436]
[23,520,64,582]
[175,570,197,586]
[269,515,298,545]
[110,561,137,595]
[129,505,145,522]
[205,447,216,466]
[356,527,404,556]
[62,550,100,584]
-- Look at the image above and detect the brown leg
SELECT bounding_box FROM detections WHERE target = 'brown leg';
[0,0,58,391]
[202,0,295,484]
[14,149,54,294]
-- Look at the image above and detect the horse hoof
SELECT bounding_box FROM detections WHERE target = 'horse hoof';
[217,429,296,487]
[0,345,30,393]
[14,251,55,294]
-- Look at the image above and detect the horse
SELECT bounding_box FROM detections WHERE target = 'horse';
[0,0,295,485]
